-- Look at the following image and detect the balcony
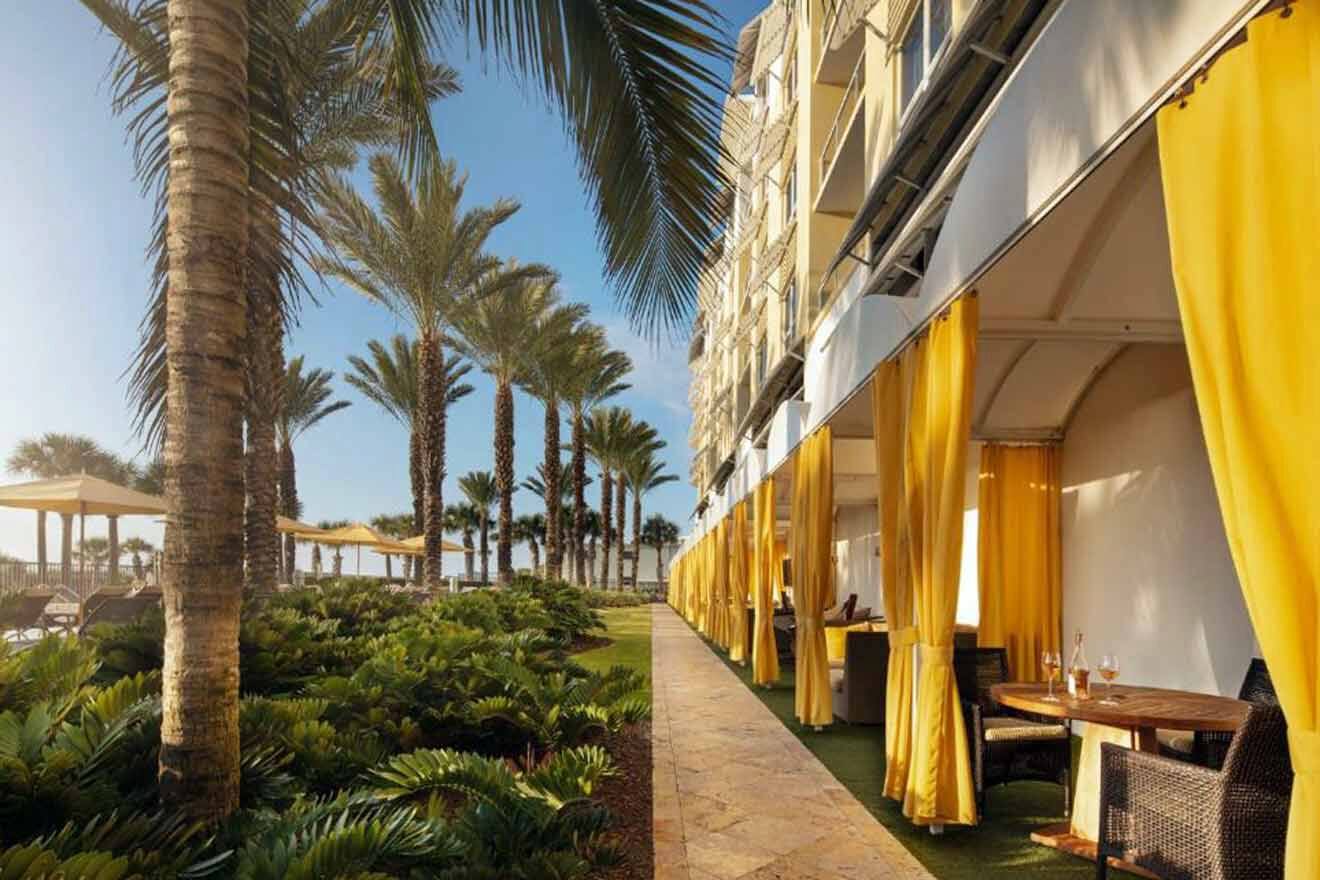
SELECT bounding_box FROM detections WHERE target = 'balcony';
[816,0,870,85]
[815,52,867,216]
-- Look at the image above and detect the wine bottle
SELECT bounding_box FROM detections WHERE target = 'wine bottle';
[1068,629,1090,699]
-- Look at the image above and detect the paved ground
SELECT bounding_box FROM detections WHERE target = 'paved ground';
[652,604,934,880]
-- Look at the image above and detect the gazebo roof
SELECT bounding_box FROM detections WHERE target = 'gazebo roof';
[0,474,166,516]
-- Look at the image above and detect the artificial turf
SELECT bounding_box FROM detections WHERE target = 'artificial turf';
[576,604,654,698]
[698,628,1137,880]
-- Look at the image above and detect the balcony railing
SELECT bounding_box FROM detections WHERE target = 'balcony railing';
[820,52,866,184]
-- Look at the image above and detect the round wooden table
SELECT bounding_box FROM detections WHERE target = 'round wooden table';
[990,683,1248,875]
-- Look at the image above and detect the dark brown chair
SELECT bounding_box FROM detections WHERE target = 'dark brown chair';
[830,629,889,724]
[0,588,55,640]
[1160,658,1277,769]
[955,647,1072,818]
[1097,702,1292,880]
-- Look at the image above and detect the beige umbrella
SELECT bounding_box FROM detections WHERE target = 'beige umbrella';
[276,516,327,537]
[396,534,465,554]
[0,474,167,601]
[315,522,402,575]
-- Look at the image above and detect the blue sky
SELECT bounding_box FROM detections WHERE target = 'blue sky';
[0,2,762,571]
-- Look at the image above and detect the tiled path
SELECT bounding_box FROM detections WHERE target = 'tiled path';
[652,604,934,880]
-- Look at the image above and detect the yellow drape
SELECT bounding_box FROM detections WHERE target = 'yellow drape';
[977,444,1062,681]
[873,358,917,801]
[792,427,835,727]
[729,501,751,664]
[904,295,978,826]
[1158,9,1318,876]
[713,518,731,649]
[698,532,712,635]
[752,479,781,684]
[774,538,788,603]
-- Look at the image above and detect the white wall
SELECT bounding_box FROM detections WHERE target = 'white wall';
[834,505,880,615]
[1060,345,1254,697]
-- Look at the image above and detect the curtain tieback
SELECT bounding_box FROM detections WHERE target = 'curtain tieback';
[889,626,920,648]
[798,615,821,629]
[919,644,954,667]
[1289,728,1320,777]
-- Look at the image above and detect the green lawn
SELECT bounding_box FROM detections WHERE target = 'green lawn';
[700,628,1135,880]
[577,605,653,697]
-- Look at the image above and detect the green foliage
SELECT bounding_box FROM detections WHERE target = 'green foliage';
[3,576,648,876]
[583,590,652,609]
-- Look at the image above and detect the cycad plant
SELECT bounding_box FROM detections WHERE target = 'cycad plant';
[319,156,544,590]
[449,274,574,584]
[457,472,498,585]
[346,335,474,538]
[622,449,678,587]
[558,331,631,586]
[277,358,350,582]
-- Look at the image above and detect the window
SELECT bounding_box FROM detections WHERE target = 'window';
[899,0,955,116]
[783,279,798,342]
[899,14,923,113]
[756,336,767,387]
[785,164,798,219]
[929,0,952,59]
[785,53,797,102]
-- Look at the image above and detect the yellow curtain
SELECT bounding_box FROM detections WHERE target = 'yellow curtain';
[752,479,781,684]
[729,501,751,663]
[713,518,731,649]
[873,358,917,801]
[977,444,1062,681]
[792,427,835,727]
[773,538,788,603]
[1158,9,1318,877]
[904,294,978,826]
[698,532,711,635]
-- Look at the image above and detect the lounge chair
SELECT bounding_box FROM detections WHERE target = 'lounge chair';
[1097,702,1291,880]
[1,587,55,641]
[81,584,159,629]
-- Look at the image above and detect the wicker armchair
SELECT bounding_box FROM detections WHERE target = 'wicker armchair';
[1097,703,1292,880]
[1160,658,1276,769]
[955,647,1072,818]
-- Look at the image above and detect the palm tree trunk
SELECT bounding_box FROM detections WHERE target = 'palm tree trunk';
[463,529,475,581]
[542,395,561,575]
[494,379,514,584]
[157,0,249,822]
[243,261,281,596]
[333,548,342,577]
[409,422,423,535]
[529,540,540,574]
[108,515,120,584]
[278,440,298,579]
[615,474,627,591]
[417,331,445,590]
[133,552,145,581]
[656,544,665,589]
[36,511,47,582]
[599,467,612,589]
[631,492,642,589]
[60,513,73,587]
[478,519,490,584]
[571,410,586,585]
[402,555,412,582]
[587,536,597,588]
[311,543,322,577]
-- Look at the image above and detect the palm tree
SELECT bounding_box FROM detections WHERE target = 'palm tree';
[277,357,351,582]
[346,335,474,538]
[120,537,156,582]
[584,407,635,590]
[133,456,165,496]
[512,514,546,575]
[611,419,662,589]
[315,519,350,578]
[318,156,544,591]
[449,272,569,584]
[6,433,135,585]
[562,340,631,584]
[642,514,680,590]
[582,510,603,590]
[74,537,112,565]
[519,306,594,579]
[623,448,678,587]
[457,472,498,585]
[523,462,591,580]
[444,503,481,582]
[371,513,412,581]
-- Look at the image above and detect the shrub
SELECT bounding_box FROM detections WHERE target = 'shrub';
[505,576,603,645]
[583,590,652,609]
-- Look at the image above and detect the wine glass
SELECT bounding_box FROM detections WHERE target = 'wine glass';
[1099,654,1120,704]
[1041,650,1062,701]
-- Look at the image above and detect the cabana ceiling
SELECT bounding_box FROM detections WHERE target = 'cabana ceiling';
[973,121,1182,441]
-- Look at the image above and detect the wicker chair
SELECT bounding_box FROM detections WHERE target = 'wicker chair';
[1160,658,1276,769]
[955,647,1072,818]
[1097,702,1292,880]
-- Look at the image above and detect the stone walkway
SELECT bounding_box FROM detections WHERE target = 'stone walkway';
[651,604,934,880]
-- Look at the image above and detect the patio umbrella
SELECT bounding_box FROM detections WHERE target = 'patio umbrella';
[315,522,402,575]
[276,516,326,537]
[0,474,167,600]
[395,534,464,554]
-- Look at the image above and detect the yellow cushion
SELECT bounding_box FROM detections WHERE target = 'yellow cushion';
[982,716,1068,742]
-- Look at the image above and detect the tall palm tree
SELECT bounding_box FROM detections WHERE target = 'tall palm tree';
[560,333,631,584]
[370,512,411,581]
[584,406,634,590]
[346,335,474,537]
[623,448,678,586]
[277,357,351,582]
[642,514,680,590]
[582,509,603,590]
[318,156,543,591]
[315,519,350,578]
[444,502,481,582]
[519,305,592,578]
[6,433,134,584]
[87,0,727,820]
[120,537,156,582]
[449,272,570,584]
[458,471,498,585]
[512,513,546,576]
[611,418,662,589]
